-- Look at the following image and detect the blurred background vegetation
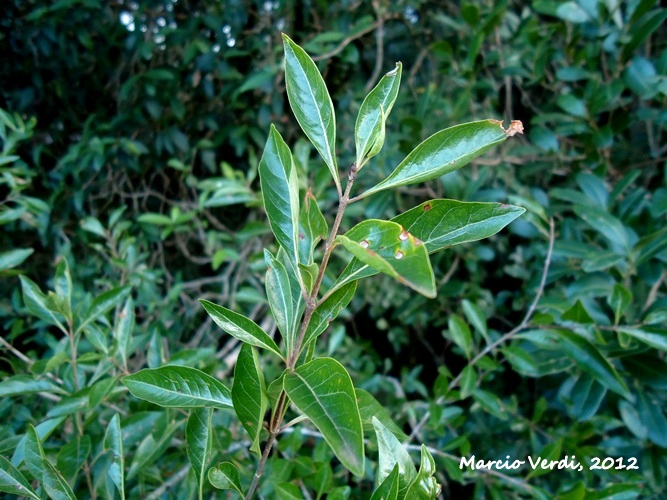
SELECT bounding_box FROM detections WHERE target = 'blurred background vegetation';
[1,0,666,497]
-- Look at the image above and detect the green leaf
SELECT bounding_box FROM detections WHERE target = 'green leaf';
[122,365,233,409]
[370,463,399,500]
[356,388,408,441]
[208,462,244,496]
[332,200,524,291]
[472,389,509,421]
[355,62,402,168]
[359,120,521,198]
[199,299,283,359]
[76,285,132,335]
[284,358,364,476]
[282,34,339,192]
[615,327,667,351]
[54,259,72,321]
[187,408,213,498]
[527,439,562,479]
[0,455,40,500]
[42,460,77,500]
[298,190,328,265]
[11,417,65,468]
[302,281,357,351]
[404,445,439,498]
[24,425,44,483]
[259,125,301,270]
[336,220,435,298]
[104,414,125,500]
[567,374,606,421]
[114,297,134,369]
[127,420,180,479]
[19,276,67,334]
[461,299,489,345]
[56,436,91,483]
[372,417,417,497]
[0,248,33,271]
[556,329,631,399]
[637,391,667,447]
[264,249,296,353]
[459,365,477,399]
[561,300,594,324]
[232,344,267,455]
[607,284,631,325]
[0,375,63,397]
[447,315,473,358]
[275,482,302,499]
[573,206,631,255]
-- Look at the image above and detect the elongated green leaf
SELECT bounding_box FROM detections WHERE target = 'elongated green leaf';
[359,120,522,198]
[199,299,283,359]
[447,315,472,358]
[0,248,33,271]
[637,391,667,447]
[114,297,134,369]
[259,125,301,270]
[56,435,91,483]
[19,276,67,334]
[208,462,244,496]
[122,365,233,409]
[0,455,40,499]
[404,446,439,499]
[54,259,72,321]
[356,389,408,441]
[42,460,77,500]
[556,329,631,399]
[461,299,489,344]
[0,375,63,397]
[76,285,132,335]
[127,420,180,479]
[616,327,667,351]
[573,205,631,255]
[332,199,524,291]
[372,417,417,496]
[282,34,339,192]
[355,62,402,168]
[24,425,44,483]
[187,407,213,498]
[336,220,435,298]
[302,281,357,351]
[104,414,125,500]
[284,358,364,476]
[265,249,295,353]
[608,284,631,325]
[370,463,399,500]
[232,344,267,455]
[298,190,328,265]
[12,417,65,468]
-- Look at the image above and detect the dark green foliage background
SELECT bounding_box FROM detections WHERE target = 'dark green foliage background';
[1,0,666,497]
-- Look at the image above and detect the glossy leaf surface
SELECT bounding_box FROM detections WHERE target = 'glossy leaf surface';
[265,249,295,353]
[372,417,417,497]
[370,463,399,500]
[284,358,364,476]
[298,190,328,265]
[208,462,244,495]
[336,219,435,297]
[232,344,267,455]
[122,365,233,409]
[282,34,339,191]
[186,408,213,496]
[104,414,125,500]
[0,455,39,499]
[404,445,439,498]
[76,285,132,335]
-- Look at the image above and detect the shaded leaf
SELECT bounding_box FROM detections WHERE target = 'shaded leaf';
[0,248,33,271]
[370,463,399,500]
[187,408,213,496]
[122,365,233,409]
[127,420,180,479]
[42,460,77,500]
[302,281,357,351]
[104,414,125,500]
[264,249,295,353]
[208,462,244,496]
[562,300,594,324]
[19,276,67,334]
[56,436,91,484]
[616,327,667,352]
[232,344,267,455]
[284,358,364,476]
[447,315,473,358]
[76,285,132,335]
[356,388,408,441]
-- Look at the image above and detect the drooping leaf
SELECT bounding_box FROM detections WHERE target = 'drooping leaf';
[104,414,125,500]
[370,463,399,500]
[302,281,357,351]
[208,462,244,496]
[332,200,524,291]
[404,445,440,499]
[556,329,631,399]
[76,285,132,335]
[264,249,295,353]
[355,62,402,168]
[199,299,283,359]
[0,455,40,499]
[282,34,339,192]
[122,365,233,409]
[359,120,523,198]
[372,417,417,497]
[335,220,435,298]
[284,358,364,476]
[232,344,267,455]
[186,407,213,497]
[259,125,301,270]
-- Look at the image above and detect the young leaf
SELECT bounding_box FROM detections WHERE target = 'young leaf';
[104,414,125,500]
[208,462,244,496]
[335,220,435,298]
[298,190,328,265]
[355,62,402,168]
[259,125,301,270]
[331,200,525,292]
[372,417,417,496]
[232,344,267,455]
[284,358,364,476]
[0,455,40,500]
[199,299,283,360]
[54,258,72,321]
[265,249,295,353]
[404,446,440,498]
[556,329,631,399]
[187,407,213,498]
[122,365,233,409]
[282,34,339,192]
[19,275,67,334]
[76,285,132,335]
[302,281,357,351]
[370,463,399,500]
[358,120,523,199]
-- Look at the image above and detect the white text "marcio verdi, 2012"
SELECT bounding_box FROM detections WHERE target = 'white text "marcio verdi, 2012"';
[459,455,584,472]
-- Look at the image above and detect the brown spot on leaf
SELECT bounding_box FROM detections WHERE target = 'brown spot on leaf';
[423,203,432,211]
